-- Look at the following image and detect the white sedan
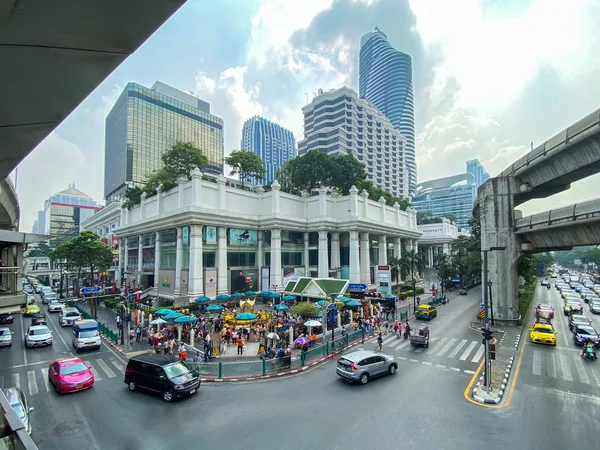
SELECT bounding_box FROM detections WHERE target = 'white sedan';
[48,300,63,313]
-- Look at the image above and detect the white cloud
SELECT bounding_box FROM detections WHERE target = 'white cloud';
[15,133,104,232]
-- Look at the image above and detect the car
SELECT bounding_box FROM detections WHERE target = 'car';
[459,288,467,295]
[23,285,33,294]
[572,325,600,347]
[41,292,57,304]
[551,273,558,278]
[0,313,14,324]
[35,286,42,294]
[47,300,63,313]
[336,350,398,385]
[25,304,40,316]
[564,301,583,316]
[3,388,33,435]
[125,353,201,402]
[536,304,555,319]
[59,308,81,327]
[0,327,14,347]
[589,300,600,314]
[48,358,94,394]
[24,325,53,348]
[568,314,591,331]
[27,294,36,304]
[541,279,550,286]
[415,304,437,320]
[529,322,557,346]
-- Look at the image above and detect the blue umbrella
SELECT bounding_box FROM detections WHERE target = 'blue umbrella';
[236,313,257,321]
[245,291,257,296]
[154,309,175,316]
[260,291,273,296]
[231,292,245,299]
[315,300,327,307]
[174,315,198,324]
[216,294,231,301]
[283,295,296,301]
[336,296,350,303]
[346,300,362,307]
[162,312,184,320]
[270,293,281,299]
[206,304,224,312]
[195,296,211,303]
[273,304,289,311]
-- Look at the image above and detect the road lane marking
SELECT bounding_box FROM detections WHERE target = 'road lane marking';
[532,350,542,375]
[460,341,478,361]
[560,354,573,381]
[471,345,485,363]
[27,371,38,396]
[450,367,460,372]
[422,361,432,365]
[386,339,405,349]
[84,360,102,381]
[409,359,419,363]
[435,364,446,369]
[573,355,590,384]
[95,359,116,378]
[11,373,20,390]
[448,339,468,359]
[547,353,557,378]
[436,338,456,357]
[464,370,476,374]
[40,368,51,392]
[109,358,125,373]
[589,364,600,387]
[397,356,407,360]
[20,314,27,367]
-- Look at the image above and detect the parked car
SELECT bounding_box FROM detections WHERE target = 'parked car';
[3,388,33,435]
[0,327,14,347]
[336,350,397,385]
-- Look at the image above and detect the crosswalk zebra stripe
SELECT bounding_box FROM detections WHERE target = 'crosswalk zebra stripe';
[547,354,557,378]
[436,338,457,357]
[560,354,573,382]
[386,338,404,349]
[27,371,38,396]
[427,339,444,352]
[532,351,542,376]
[460,341,478,361]
[394,340,412,351]
[471,345,485,363]
[382,336,397,346]
[84,361,102,381]
[40,368,51,392]
[95,359,116,378]
[11,373,20,390]
[447,340,468,359]
[589,363,600,387]
[573,355,590,384]
[110,359,125,373]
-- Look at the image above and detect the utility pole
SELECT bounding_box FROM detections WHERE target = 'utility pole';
[482,250,491,393]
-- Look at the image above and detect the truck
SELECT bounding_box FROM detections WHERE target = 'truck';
[71,320,101,352]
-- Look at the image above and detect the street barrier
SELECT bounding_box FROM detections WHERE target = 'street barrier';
[399,311,408,321]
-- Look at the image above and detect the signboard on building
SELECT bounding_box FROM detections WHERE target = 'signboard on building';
[229,268,258,293]
[182,226,189,245]
[111,235,120,248]
[229,228,257,245]
[204,226,217,244]
[376,265,391,295]
[204,268,217,298]
[283,267,305,286]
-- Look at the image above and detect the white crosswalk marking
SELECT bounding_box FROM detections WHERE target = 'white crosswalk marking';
[447,339,468,359]
[110,359,125,373]
[436,338,457,357]
[471,345,485,363]
[27,371,38,396]
[95,359,116,378]
[382,336,397,346]
[547,354,557,378]
[386,338,404,349]
[460,341,478,361]
[40,368,51,392]
[532,351,542,375]
[589,364,600,387]
[573,355,590,384]
[394,340,412,351]
[84,360,102,381]
[11,374,20,390]
[427,338,444,352]
[560,355,573,382]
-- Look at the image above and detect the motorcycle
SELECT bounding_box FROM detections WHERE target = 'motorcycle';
[582,345,597,360]
[546,284,551,290]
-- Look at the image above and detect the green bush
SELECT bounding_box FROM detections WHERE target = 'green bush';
[519,282,536,320]
[103,299,118,311]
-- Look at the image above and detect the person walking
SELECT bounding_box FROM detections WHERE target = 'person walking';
[178,342,187,361]
[377,333,383,352]
[237,336,244,355]
[135,325,141,342]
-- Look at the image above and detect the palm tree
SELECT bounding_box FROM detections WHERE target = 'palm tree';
[402,250,426,281]
[388,256,402,292]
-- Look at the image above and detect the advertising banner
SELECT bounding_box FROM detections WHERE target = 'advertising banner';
[182,226,189,245]
[204,226,217,244]
[376,265,392,295]
[229,228,257,245]
[282,267,305,286]
[261,267,270,292]
[204,268,217,298]
[229,268,258,293]
[111,235,120,248]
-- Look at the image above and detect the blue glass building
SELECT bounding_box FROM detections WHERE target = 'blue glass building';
[359,28,416,195]
[466,159,490,188]
[240,116,296,185]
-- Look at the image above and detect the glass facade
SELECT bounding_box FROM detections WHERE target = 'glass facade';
[466,159,490,188]
[359,28,416,195]
[104,81,225,201]
[240,116,296,184]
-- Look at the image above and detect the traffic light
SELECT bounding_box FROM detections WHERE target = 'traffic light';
[481,328,493,341]
[489,343,496,360]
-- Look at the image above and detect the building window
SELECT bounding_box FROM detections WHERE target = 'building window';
[282,252,302,266]
[203,252,216,268]
[309,249,318,266]
[228,252,256,267]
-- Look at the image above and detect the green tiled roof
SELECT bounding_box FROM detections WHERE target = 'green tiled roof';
[314,279,348,296]
[284,280,297,292]
[292,277,312,294]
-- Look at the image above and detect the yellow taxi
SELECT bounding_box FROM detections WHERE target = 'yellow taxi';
[529,322,557,346]
[25,304,40,316]
[415,304,437,320]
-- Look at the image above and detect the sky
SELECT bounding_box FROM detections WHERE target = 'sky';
[12,0,600,232]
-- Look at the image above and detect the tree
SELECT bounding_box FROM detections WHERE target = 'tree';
[436,253,455,288]
[388,256,403,292]
[225,150,266,187]
[27,242,50,258]
[330,154,367,194]
[162,141,208,181]
[290,302,320,319]
[519,253,555,284]
[277,150,335,194]
[402,250,425,281]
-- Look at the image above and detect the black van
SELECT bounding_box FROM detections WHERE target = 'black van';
[124,354,201,402]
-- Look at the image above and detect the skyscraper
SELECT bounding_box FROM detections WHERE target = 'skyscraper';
[359,27,416,195]
[104,81,224,202]
[466,159,490,188]
[298,87,408,199]
[240,116,296,184]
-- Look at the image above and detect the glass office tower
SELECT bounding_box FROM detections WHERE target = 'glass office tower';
[104,81,224,202]
[466,159,490,188]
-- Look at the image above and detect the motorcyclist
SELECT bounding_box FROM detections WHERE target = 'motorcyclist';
[581,340,595,358]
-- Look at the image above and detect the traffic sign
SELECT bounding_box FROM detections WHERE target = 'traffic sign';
[349,283,367,290]
[81,286,101,294]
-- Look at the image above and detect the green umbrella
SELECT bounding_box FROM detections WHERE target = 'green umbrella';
[236,313,257,321]
[231,293,245,299]
[195,296,211,303]
[245,291,257,296]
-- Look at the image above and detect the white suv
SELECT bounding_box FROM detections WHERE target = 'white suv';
[59,308,81,327]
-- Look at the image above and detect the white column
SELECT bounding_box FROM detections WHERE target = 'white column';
[394,237,402,260]
[303,232,310,275]
[257,231,263,289]
[405,239,413,253]
[217,227,228,294]
[428,247,434,268]
[174,227,183,297]
[270,229,282,290]
[188,224,204,299]
[349,231,360,283]
[360,232,370,285]
[117,241,123,284]
[318,231,329,278]
[330,232,340,277]
[413,239,419,254]
[123,242,129,281]
[154,232,160,289]
[442,243,450,254]
[289,324,294,347]
[378,235,387,265]
[137,236,143,285]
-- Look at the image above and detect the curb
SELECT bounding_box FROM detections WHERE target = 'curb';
[99,332,125,355]
[199,335,374,383]
[472,349,517,405]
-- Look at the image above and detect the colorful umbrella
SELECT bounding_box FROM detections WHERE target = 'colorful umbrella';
[174,315,198,324]
[154,309,175,316]
[162,312,184,320]
[266,332,280,340]
[231,293,245,299]
[315,300,327,307]
[273,304,289,311]
[195,296,211,303]
[283,295,296,301]
[336,296,350,303]
[206,304,224,312]
[304,320,322,327]
[295,336,310,345]
[245,291,257,296]
[260,291,273,296]
[346,300,362,307]
[236,313,257,321]
[216,294,231,301]
[270,293,281,299]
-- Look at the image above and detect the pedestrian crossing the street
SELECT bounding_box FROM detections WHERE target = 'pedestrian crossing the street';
[0,357,124,398]
[530,350,600,387]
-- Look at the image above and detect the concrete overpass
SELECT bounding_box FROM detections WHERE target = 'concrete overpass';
[476,106,600,321]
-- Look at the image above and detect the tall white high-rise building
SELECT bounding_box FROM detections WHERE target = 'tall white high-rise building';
[298,86,408,199]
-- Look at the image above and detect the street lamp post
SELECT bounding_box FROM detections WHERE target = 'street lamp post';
[328,293,338,342]
[488,280,495,327]
[412,277,417,315]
